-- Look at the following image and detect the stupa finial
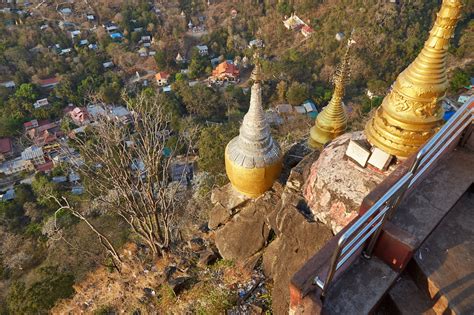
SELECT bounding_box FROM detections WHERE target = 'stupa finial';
[365,0,463,158]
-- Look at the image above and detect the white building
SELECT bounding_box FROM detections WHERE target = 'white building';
[196,45,209,56]
[21,146,45,165]
[0,157,34,175]
[33,98,49,109]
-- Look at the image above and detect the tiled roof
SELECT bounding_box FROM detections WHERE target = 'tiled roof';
[0,138,12,154]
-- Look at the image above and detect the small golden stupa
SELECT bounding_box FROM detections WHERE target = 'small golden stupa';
[365,0,463,158]
[308,39,354,149]
[225,57,282,198]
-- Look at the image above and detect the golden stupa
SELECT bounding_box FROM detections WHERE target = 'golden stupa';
[225,58,282,198]
[365,0,463,158]
[308,39,354,149]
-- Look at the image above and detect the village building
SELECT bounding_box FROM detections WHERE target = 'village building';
[70,30,81,39]
[38,76,60,89]
[59,7,72,15]
[155,72,170,86]
[301,100,318,114]
[21,146,46,166]
[26,121,63,146]
[110,32,123,40]
[138,47,148,57]
[71,185,85,195]
[60,48,72,55]
[103,61,114,69]
[210,61,240,82]
[52,176,67,184]
[68,106,90,125]
[196,45,209,56]
[248,39,264,49]
[276,104,293,115]
[458,90,473,104]
[33,98,49,109]
[170,156,197,184]
[87,104,107,120]
[0,80,15,89]
[301,25,315,38]
[23,119,39,130]
[104,22,119,33]
[0,188,15,201]
[109,106,131,124]
[175,53,185,63]
[0,138,13,162]
[283,13,305,31]
[0,157,34,175]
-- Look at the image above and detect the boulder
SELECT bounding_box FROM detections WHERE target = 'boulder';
[208,203,232,230]
[303,132,392,233]
[215,201,271,263]
[263,200,333,315]
[188,237,205,252]
[211,183,250,210]
[197,250,217,267]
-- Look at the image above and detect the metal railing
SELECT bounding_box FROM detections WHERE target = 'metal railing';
[314,97,474,298]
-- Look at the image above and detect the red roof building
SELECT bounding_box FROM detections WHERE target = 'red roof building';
[38,77,60,89]
[210,61,240,82]
[301,25,314,38]
[26,121,63,146]
[35,160,54,173]
[0,138,13,162]
[155,72,170,86]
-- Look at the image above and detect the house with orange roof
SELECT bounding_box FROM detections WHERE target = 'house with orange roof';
[210,61,240,83]
[155,72,170,86]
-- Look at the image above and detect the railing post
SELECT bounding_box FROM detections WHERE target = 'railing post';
[314,238,344,298]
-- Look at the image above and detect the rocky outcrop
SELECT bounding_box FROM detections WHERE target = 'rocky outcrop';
[214,199,271,262]
[209,143,333,315]
[303,132,391,233]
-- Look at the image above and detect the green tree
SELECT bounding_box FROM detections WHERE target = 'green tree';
[198,123,238,175]
[100,82,121,104]
[449,69,470,92]
[154,50,167,70]
[286,82,309,106]
[188,49,211,79]
[14,83,38,103]
[174,82,224,120]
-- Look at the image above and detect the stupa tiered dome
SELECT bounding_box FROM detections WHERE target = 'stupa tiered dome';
[308,39,353,149]
[225,58,282,197]
[365,0,463,158]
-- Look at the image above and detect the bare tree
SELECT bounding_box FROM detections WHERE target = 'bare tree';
[68,93,196,257]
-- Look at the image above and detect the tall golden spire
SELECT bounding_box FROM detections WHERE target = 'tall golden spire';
[224,53,282,198]
[308,38,354,149]
[365,0,463,158]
